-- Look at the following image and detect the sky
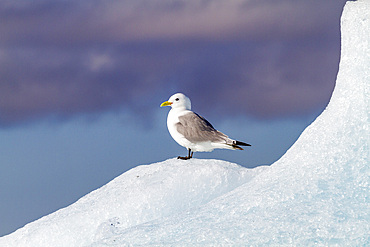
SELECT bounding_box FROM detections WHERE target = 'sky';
[0,0,347,237]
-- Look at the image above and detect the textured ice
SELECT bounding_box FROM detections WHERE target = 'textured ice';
[0,0,369,246]
[0,159,265,246]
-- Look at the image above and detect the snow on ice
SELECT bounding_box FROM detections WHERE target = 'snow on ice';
[0,0,368,246]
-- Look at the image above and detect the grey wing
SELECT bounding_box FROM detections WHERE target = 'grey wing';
[176,112,228,143]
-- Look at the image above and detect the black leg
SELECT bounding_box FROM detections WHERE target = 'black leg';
[177,148,193,160]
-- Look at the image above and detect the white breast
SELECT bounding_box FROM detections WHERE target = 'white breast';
[167,109,192,149]
[166,109,216,152]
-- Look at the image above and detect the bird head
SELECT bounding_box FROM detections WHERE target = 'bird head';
[160,93,191,110]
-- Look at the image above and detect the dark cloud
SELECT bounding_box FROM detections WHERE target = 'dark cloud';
[0,0,346,125]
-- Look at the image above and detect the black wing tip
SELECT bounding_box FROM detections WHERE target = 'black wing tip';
[235,140,251,147]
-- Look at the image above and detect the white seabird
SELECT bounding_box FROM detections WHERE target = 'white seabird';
[160,93,251,160]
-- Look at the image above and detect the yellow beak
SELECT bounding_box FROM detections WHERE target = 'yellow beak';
[160,101,172,107]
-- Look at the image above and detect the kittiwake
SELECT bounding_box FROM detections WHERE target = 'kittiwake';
[160,93,251,160]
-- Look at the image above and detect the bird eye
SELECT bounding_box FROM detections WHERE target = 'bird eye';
[175,98,179,101]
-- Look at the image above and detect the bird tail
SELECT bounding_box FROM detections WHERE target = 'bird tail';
[229,140,251,150]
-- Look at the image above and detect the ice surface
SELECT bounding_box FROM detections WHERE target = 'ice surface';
[0,159,267,246]
[0,0,369,246]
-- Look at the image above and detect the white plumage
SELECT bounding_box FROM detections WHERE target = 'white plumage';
[160,93,250,160]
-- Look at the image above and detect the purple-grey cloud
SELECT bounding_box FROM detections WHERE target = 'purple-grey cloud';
[0,0,346,125]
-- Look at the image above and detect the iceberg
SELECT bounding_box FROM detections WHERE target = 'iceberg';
[0,0,368,246]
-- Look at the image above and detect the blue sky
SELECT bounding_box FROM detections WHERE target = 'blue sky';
[0,0,346,236]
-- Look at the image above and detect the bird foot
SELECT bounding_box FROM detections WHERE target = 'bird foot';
[177,156,191,160]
